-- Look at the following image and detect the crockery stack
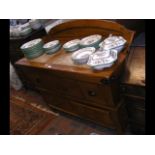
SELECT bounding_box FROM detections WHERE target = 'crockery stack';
[10,25,21,37]
[63,39,80,52]
[20,27,32,36]
[80,34,102,48]
[29,19,42,30]
[20,23,32,36]
[20,38,44,59]
[43,40,61,55]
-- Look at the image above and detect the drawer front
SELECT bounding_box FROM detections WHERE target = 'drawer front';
[78,81,119,108]
[20,67,84,99]
[127,106,145,125]
[121,84,145,97]
[42,91,115,128]
[40,90,57,105]
[125,96,145,109]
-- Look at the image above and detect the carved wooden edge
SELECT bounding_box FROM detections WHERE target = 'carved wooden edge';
[45,19,135,44]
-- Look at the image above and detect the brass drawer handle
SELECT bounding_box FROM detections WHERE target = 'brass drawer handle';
[88,90,97,96]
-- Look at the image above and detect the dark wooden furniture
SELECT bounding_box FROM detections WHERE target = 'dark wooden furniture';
[10,28,47,66]
[15,20,134,134]
[121,47,145,134]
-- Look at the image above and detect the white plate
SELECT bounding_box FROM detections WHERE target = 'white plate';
[80,34,102,46]
[63,39,80,49]
[43,40,59,49]
[21,38,42,49]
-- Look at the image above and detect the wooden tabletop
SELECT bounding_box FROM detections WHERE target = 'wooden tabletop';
[16,46,128,79]
[122,47,145,86]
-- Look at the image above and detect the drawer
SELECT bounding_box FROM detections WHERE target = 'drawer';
[78,81,120,108]
[42,90,115,128]
[21,67,84,99]
[121,84,145,97]
[125,96,145,109]
[39,90,57,105]
[127,106,145,125]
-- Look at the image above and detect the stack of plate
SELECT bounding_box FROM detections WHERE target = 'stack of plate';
[20,22,31,30]
[71,47,95,64]
[20,27,32,36]
[87,49,118,70]
[99,35,127,53]
[20,38,44,59]
[29,19,42,30]
[80,34,102,48]
[43,40,61,55]
[10,25,21,37]
[63,39,80,52]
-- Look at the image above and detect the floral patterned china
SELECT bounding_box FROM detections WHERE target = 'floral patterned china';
[80,34,102,48]
[99,34,127,53]
[63,39,80,52]
[87,49,118,70]
[20,38,44,59]
[71,47,96,64]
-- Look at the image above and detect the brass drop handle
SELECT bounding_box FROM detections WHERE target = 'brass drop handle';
[88,90,97,96]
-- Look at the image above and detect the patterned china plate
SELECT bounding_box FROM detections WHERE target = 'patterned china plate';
[43,40,60,49]
[71,47,95,64]
[99,35,127,51]
[21,38,42,49]
[80,34,102,47]
[63,39,80,49]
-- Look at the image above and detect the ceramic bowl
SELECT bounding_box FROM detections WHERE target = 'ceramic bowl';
[63,39,80,52]
[80,34,102,48]
[71,47,95,64]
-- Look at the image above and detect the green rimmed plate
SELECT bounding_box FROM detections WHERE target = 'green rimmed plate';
[63,39,80,52]
[20,38,43,50]
[45,44,61,55]
[24,50,44,59]
[43,40,60,50]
